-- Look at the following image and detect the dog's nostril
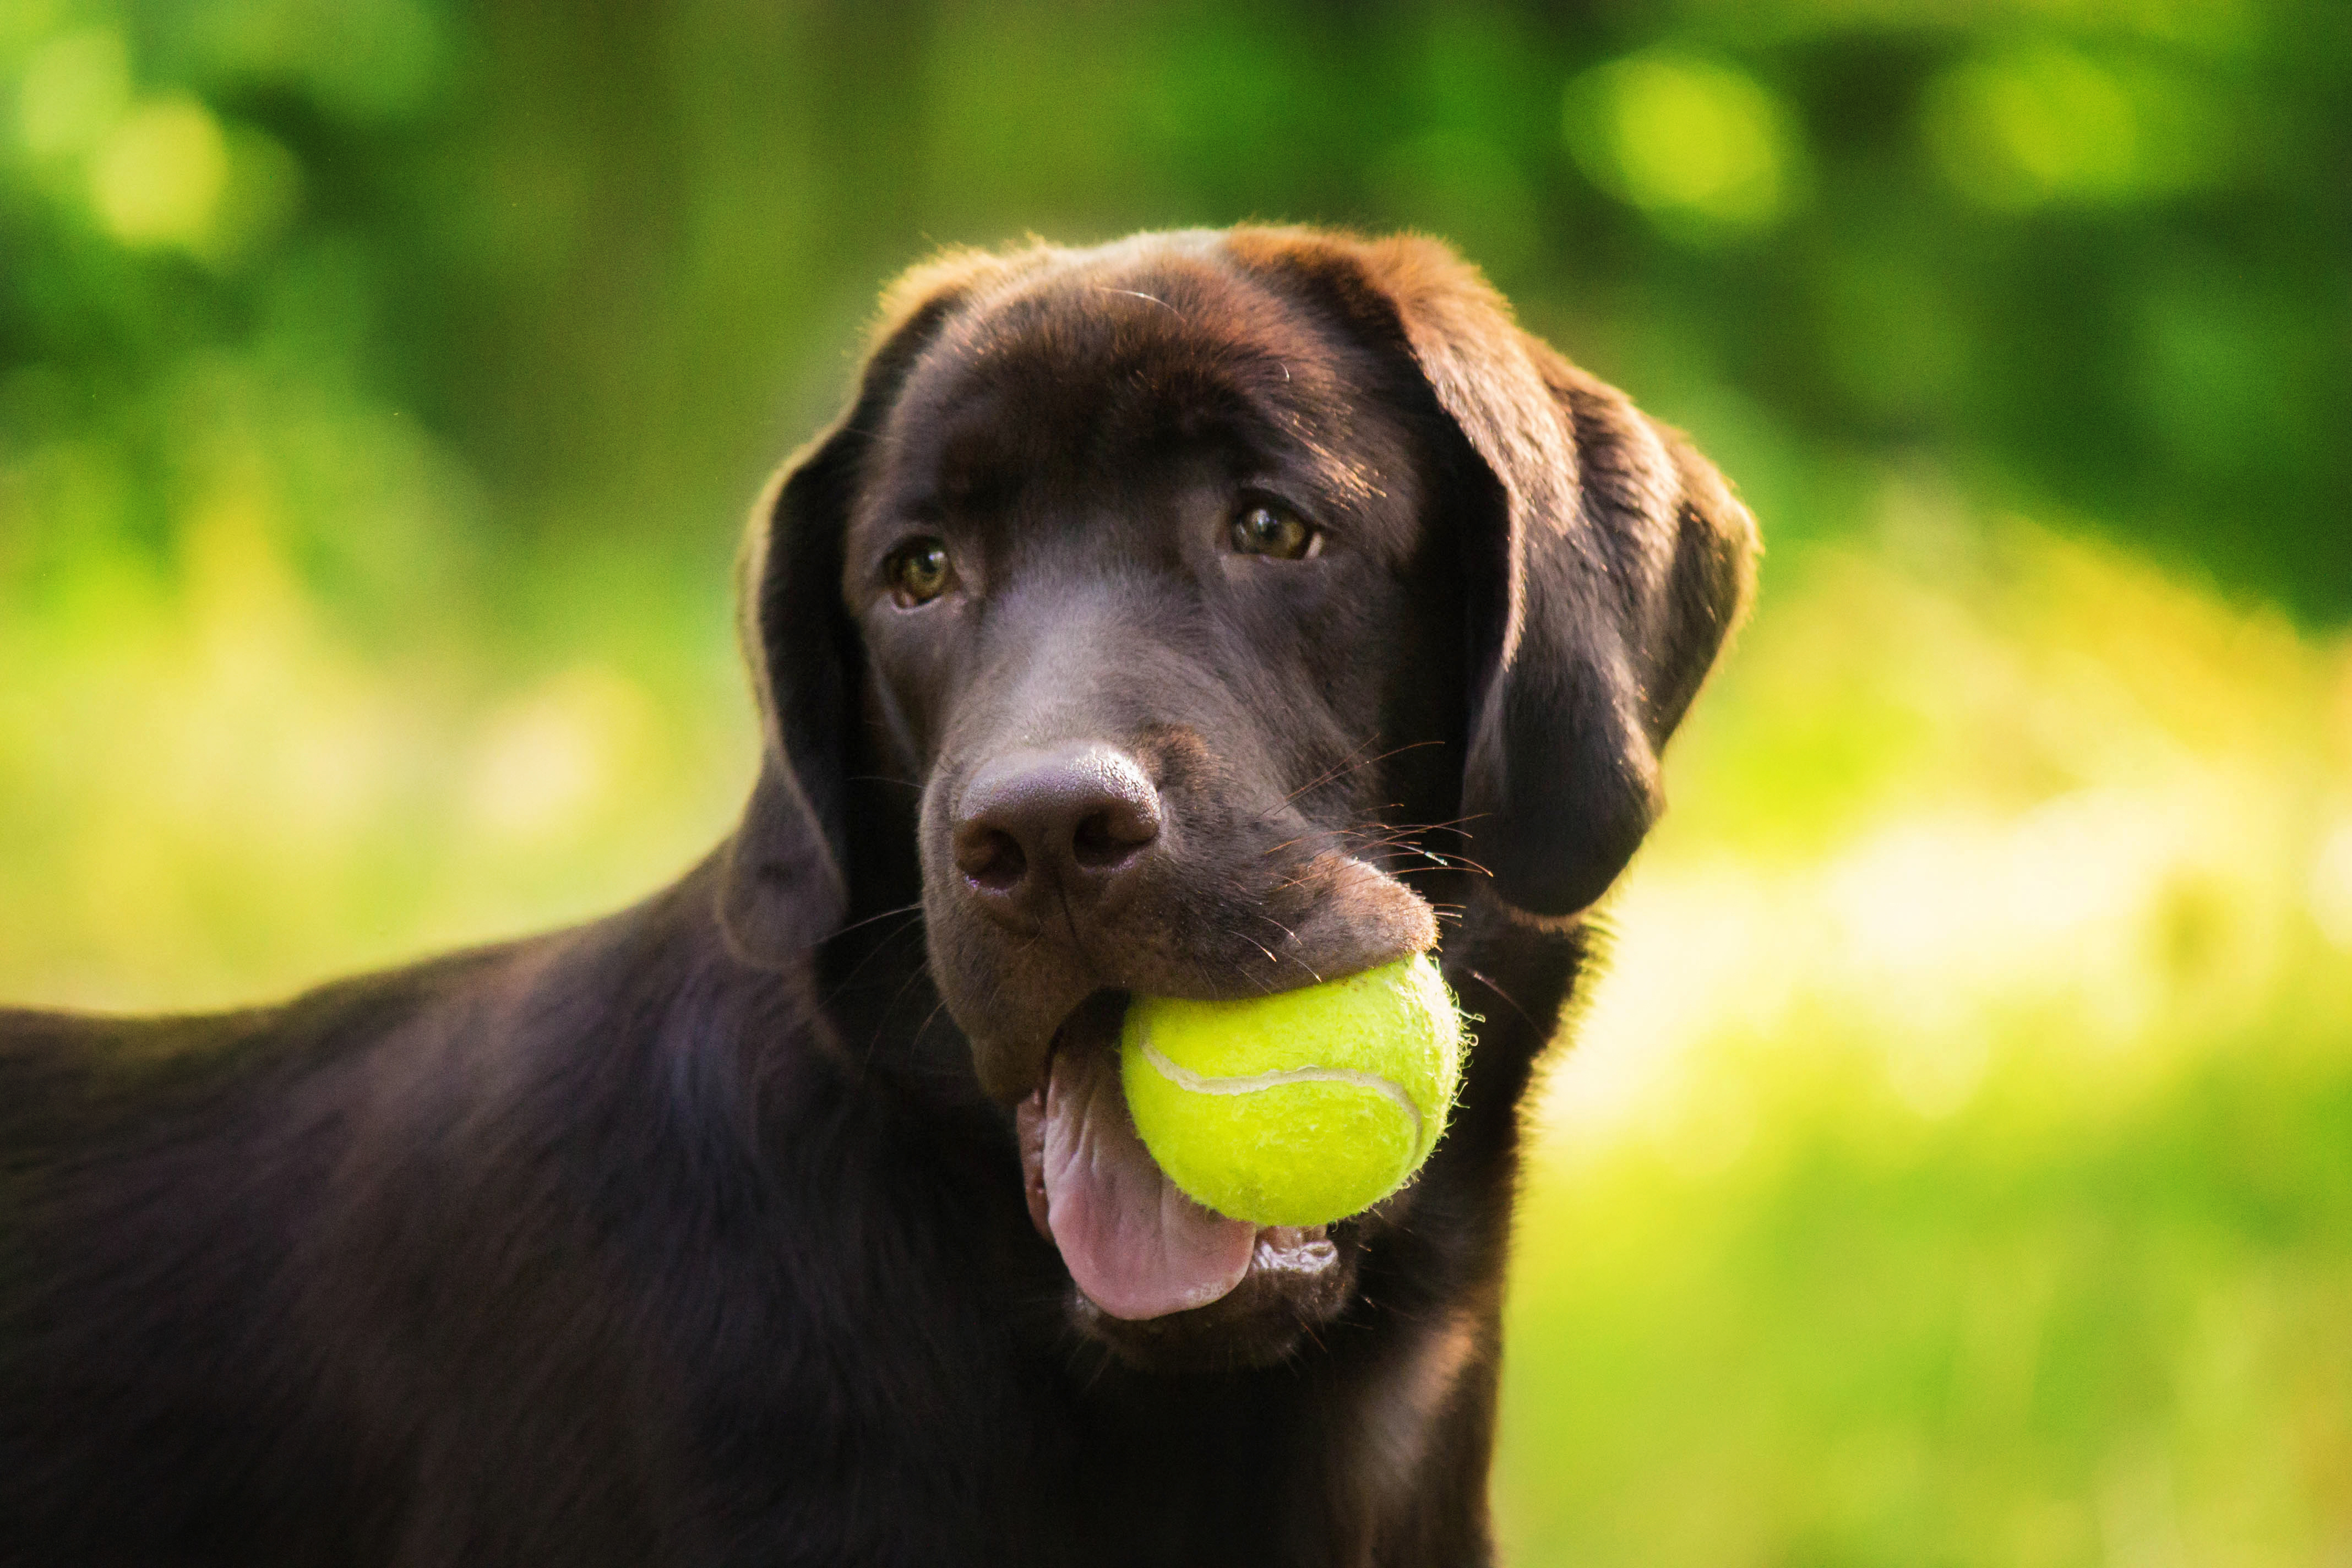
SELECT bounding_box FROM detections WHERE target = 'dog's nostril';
[1071,803,1157,870]
[956,826,1028,893]
[954,744,1164,917]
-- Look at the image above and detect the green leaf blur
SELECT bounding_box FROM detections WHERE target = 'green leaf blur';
[3,2,2348,1560]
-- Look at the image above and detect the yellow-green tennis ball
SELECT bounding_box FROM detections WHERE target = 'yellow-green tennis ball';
[1119,954,1464,1228]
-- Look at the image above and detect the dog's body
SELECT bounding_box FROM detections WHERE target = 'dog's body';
[0,229,1755,1566]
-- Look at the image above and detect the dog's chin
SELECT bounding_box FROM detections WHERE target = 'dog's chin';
[1006,988,1379,1374]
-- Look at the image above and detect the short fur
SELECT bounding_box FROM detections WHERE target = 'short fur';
[0,227,1756,1566]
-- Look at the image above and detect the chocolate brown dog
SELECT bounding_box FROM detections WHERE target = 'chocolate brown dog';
[0,228,1755,1565]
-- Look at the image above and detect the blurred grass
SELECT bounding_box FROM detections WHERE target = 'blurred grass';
[1505,989,2352,1567]
[4,1,2351,1562]
[0,496,753,1009]
[1509,515,2352,1565]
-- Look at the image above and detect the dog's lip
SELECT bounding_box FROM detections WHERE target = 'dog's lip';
[1247,1224,1340,1276]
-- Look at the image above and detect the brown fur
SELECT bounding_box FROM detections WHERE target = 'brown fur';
[1,228,1754,1565]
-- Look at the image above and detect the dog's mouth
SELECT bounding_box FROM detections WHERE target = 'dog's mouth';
[1015,990,1342,1325]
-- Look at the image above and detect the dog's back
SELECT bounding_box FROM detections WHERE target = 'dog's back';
[3,943,535,1562]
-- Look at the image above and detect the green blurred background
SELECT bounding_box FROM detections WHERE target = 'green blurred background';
[4,0,2350,1560]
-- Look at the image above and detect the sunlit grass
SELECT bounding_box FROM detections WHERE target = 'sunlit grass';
[0,503,752,1012]
[1501,993,2352,1567]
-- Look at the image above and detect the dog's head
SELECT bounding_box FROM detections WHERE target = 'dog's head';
[718,228,1755,1366]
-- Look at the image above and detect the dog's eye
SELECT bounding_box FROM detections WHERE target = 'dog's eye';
[1229,503,1319,560]
[886,539,955,606]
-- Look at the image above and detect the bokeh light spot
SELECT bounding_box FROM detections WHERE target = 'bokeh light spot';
[90,97,228,249]
[1565,53,1800,235]
[467,669,652,845]
[1925,43,2224,209]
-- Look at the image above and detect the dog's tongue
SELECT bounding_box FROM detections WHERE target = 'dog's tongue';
[1035,1041,1255,1321]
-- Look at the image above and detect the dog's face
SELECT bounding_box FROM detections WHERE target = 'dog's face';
[721,229,1756,1368]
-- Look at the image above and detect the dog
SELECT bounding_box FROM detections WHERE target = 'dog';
[0,227,1756,1565]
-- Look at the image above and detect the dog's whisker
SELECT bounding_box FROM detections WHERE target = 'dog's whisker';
[829,900,927,939]
[865,953,947,1068]
[814,910,932,1012]
[1273,741,1444,809]
[1221,954,1282,997]
[1246,910,1299,946]
[1395,812,1490,835]
[903,997,954,1050]
[1264,734,1386,813]
[1090,285,1180,317]
[1458,966,1540,1029]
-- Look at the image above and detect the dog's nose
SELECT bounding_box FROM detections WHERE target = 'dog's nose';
[952,745,1163,927]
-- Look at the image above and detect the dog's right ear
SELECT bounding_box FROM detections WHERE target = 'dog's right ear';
[716,249,1012,966]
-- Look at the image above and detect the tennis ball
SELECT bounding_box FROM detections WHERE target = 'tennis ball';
[1119,954,1464,1228]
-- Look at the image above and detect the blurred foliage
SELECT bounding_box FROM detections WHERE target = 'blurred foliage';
[4,1,2351,1563]
[6,0,2350,623]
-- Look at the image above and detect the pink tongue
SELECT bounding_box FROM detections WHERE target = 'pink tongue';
[1038,1043,1255,1321]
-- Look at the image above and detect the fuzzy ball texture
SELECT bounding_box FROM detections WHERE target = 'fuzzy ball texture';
[1119,954,1465,1228]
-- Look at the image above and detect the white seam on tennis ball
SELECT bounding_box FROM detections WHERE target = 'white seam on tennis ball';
[1138,1043,1422,1146]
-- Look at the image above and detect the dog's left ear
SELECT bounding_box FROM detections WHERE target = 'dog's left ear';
[718,248,1019,965]
[1230,229,1760,920]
